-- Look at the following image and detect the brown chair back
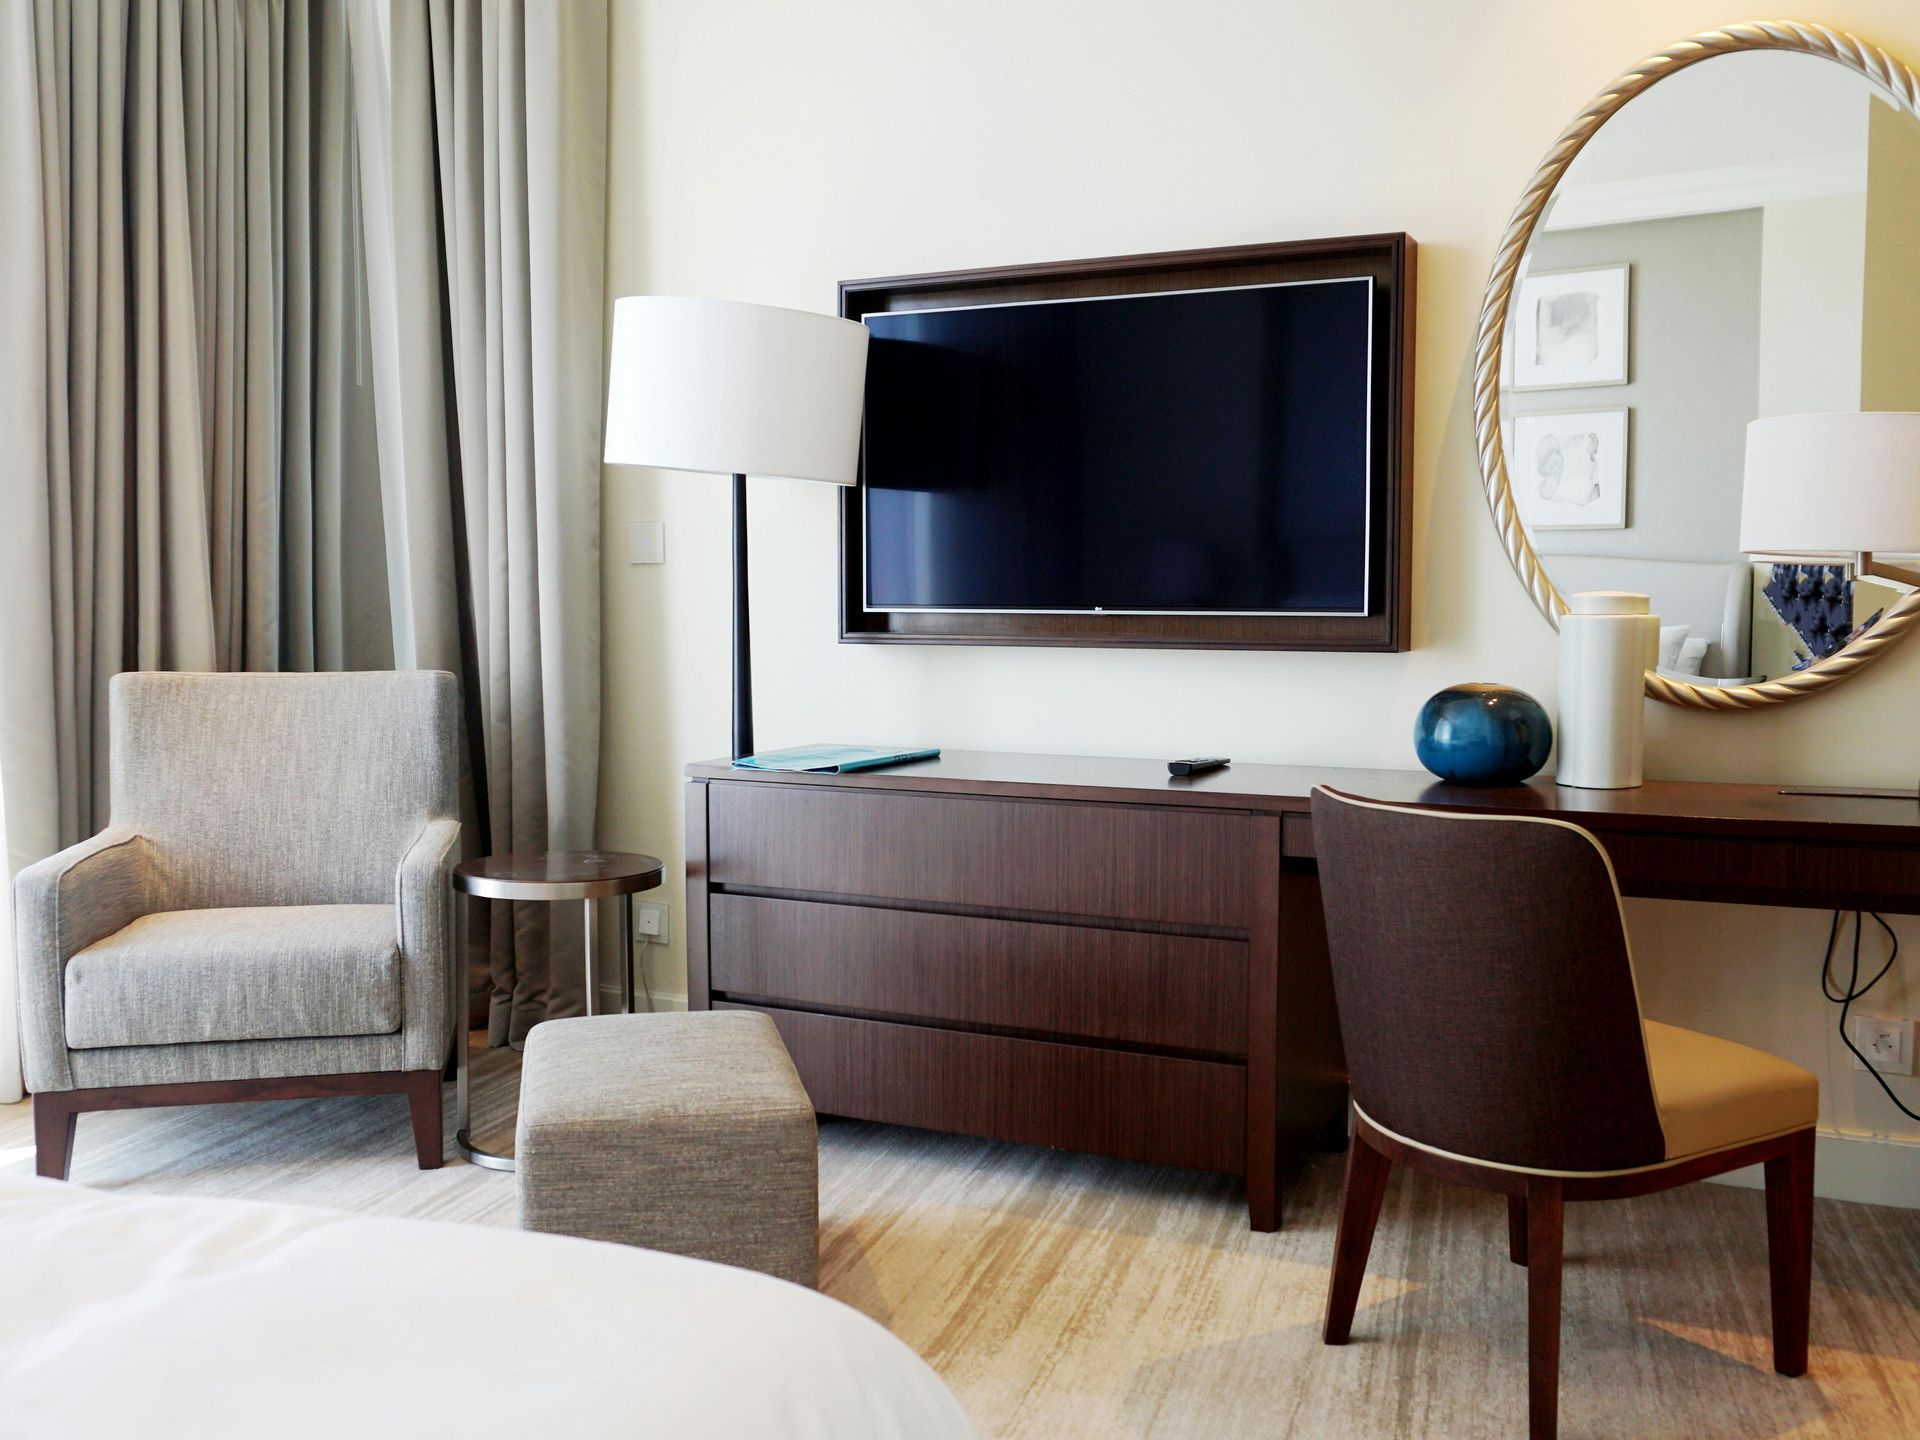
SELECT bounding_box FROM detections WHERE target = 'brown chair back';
[1309,787,1665,1173]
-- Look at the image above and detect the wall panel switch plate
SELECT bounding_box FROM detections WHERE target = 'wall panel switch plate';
[627,521,665,565]
[634,900,670,945]
[1849,1014,1915,1075]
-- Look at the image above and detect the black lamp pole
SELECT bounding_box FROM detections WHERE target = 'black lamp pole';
[730,472,754,761]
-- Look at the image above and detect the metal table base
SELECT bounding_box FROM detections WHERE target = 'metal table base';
[453,885,643,1172]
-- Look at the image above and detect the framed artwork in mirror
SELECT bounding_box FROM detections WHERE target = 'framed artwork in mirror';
[1510,409,1629,530]
[1512,264,1630,390]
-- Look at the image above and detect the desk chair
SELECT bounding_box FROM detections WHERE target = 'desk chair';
[1309,787,1817,1440]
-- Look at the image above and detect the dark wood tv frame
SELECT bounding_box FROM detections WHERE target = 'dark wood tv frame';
[837,234,1416,651]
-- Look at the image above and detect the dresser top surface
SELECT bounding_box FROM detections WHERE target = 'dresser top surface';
[688,750,1920,844]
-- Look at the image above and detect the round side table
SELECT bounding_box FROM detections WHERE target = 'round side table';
[452,850,665,1171]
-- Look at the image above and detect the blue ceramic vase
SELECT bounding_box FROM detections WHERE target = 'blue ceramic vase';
[1414,683,1552,786]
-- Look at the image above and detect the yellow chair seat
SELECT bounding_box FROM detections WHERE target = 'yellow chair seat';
[1644,1020,1818,1162]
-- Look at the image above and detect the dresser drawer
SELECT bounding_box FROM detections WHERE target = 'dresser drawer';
[720,1002,1246,1175]
[710,893,1246,1057]
[706,780,1253,930]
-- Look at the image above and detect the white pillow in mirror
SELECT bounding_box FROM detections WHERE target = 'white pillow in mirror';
[1658,625,1690,671]
[1673,635,1710,676]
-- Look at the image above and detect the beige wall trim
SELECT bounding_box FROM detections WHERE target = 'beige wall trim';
[1707,1126,1920,1208]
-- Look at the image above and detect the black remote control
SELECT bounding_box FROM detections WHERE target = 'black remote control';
[1169,757,1230,777]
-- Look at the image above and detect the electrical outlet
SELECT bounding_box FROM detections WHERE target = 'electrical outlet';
[1849,1015,1915,1076]
[634,901,671,946]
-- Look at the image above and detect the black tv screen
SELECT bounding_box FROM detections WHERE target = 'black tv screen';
[860,275,1376,616]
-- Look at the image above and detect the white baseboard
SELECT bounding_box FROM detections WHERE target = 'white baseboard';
[1707,1127,1920,1209]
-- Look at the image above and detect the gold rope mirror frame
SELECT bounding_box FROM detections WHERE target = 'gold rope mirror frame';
[1474,20,1920,710]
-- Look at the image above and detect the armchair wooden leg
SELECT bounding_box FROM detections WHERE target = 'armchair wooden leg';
[1323,1127,1393,1344]
[404,1070,445,1170]
[1525,1178,1565,1440]
[1508,1195,1529,1266]
[1764,1128,1815,1378]
[33,1092,78,1181]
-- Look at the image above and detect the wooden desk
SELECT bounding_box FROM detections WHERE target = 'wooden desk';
[685,752,1920,1230]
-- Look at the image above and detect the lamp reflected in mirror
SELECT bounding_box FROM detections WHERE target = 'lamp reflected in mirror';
[1742,411,1920,799]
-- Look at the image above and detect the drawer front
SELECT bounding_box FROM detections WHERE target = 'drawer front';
[722,1002,1246,1175]
[707,781,1252,930]
[711,894,1246,1057]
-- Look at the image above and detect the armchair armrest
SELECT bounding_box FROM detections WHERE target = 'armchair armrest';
[14,827,163,1092]
[395,817,462,1072]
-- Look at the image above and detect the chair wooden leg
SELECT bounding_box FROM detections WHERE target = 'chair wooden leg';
[33,1092,78,1181]
[1525,1178,1565,1440]
[1508,1194,1528,1266]
[404,1070,444,1170]
[1764,1128,1815,1378]
[1323,1127,1393,1344]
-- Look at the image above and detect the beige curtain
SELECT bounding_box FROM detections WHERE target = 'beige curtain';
[0,0,603,1090]
[350,0,608,1044]
[2,0,391,841]
[0,0,394,1097]
[0,1,58,1105]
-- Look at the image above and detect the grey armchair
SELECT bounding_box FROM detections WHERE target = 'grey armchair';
[17,671,461,1179]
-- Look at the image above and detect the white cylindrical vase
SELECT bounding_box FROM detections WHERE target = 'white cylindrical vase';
[1557,591,1658,790]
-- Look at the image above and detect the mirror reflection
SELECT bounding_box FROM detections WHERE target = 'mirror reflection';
[1504,50,1920,686]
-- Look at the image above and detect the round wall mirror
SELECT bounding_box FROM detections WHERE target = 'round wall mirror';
[1476,23,1920,709]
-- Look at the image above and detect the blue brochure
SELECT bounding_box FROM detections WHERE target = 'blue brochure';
[732,744,941,774]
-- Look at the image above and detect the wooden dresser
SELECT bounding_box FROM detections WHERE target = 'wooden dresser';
[685,751,1920,1230]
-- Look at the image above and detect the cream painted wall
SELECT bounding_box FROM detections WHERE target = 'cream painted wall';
[1759,191,1866,417]
[600,2,1920,1169]
[1862,94,1920,410]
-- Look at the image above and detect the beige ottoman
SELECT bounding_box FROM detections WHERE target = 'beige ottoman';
[515,1011,818,1287]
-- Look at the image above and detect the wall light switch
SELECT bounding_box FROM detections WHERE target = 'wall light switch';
[1849,1014,1915,1076]
[627,521,665,565]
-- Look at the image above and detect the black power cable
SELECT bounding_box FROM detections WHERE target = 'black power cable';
[1819,910,1920,1124]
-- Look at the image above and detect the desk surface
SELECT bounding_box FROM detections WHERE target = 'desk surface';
[689,751,1920,846]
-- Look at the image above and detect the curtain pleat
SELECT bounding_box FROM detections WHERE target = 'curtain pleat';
[0,2,64,1104]
[282,0,316,670]
[240,0,279,671]
[523,0,608,897]
[353,0,607,1043]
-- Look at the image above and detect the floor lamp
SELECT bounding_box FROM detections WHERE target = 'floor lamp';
[603,297,869,759]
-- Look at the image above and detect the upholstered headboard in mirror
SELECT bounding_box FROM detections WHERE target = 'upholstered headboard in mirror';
[1544,556,1753,682]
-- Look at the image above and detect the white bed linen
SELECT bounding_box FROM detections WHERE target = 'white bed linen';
[0,1176,975,1439]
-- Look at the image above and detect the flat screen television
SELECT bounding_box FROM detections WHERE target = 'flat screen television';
[859,274,1377,618]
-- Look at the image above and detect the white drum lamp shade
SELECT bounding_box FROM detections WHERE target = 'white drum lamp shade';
[602,296,869,484]
[1741,412,1920,557]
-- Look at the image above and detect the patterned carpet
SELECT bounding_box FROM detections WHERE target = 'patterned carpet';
[4,1046,1917,1438]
